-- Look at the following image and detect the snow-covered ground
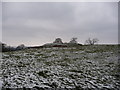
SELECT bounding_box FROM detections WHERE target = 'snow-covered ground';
[1,45,120,89]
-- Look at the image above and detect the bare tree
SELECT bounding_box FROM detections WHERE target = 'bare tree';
[85,38,99,45]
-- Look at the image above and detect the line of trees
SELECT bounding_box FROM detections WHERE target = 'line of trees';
[53,37,99,45]
[53,37,78,44]
[0,37,99,52]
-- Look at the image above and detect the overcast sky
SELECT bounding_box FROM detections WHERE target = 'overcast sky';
[2,2,118,46]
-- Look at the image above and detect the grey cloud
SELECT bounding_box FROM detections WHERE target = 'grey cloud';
[2,2,118,46]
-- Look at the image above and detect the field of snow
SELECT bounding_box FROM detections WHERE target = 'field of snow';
[0,45,120,89]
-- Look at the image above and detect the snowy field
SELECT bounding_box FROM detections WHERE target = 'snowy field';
[0,45,120,89]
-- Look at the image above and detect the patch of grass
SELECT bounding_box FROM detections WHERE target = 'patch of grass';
[37,70,49,78]
[15,55,21,59]
[60,62,69,66]
[2,56,9,59]
[35,53,44,57]
[37,58,45,62]
[69,69,83,73]
[51,54,58,58]
[42,55,50,58]
[81,56,89,60]
[44,61,52,66]
[17,64,26,67]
